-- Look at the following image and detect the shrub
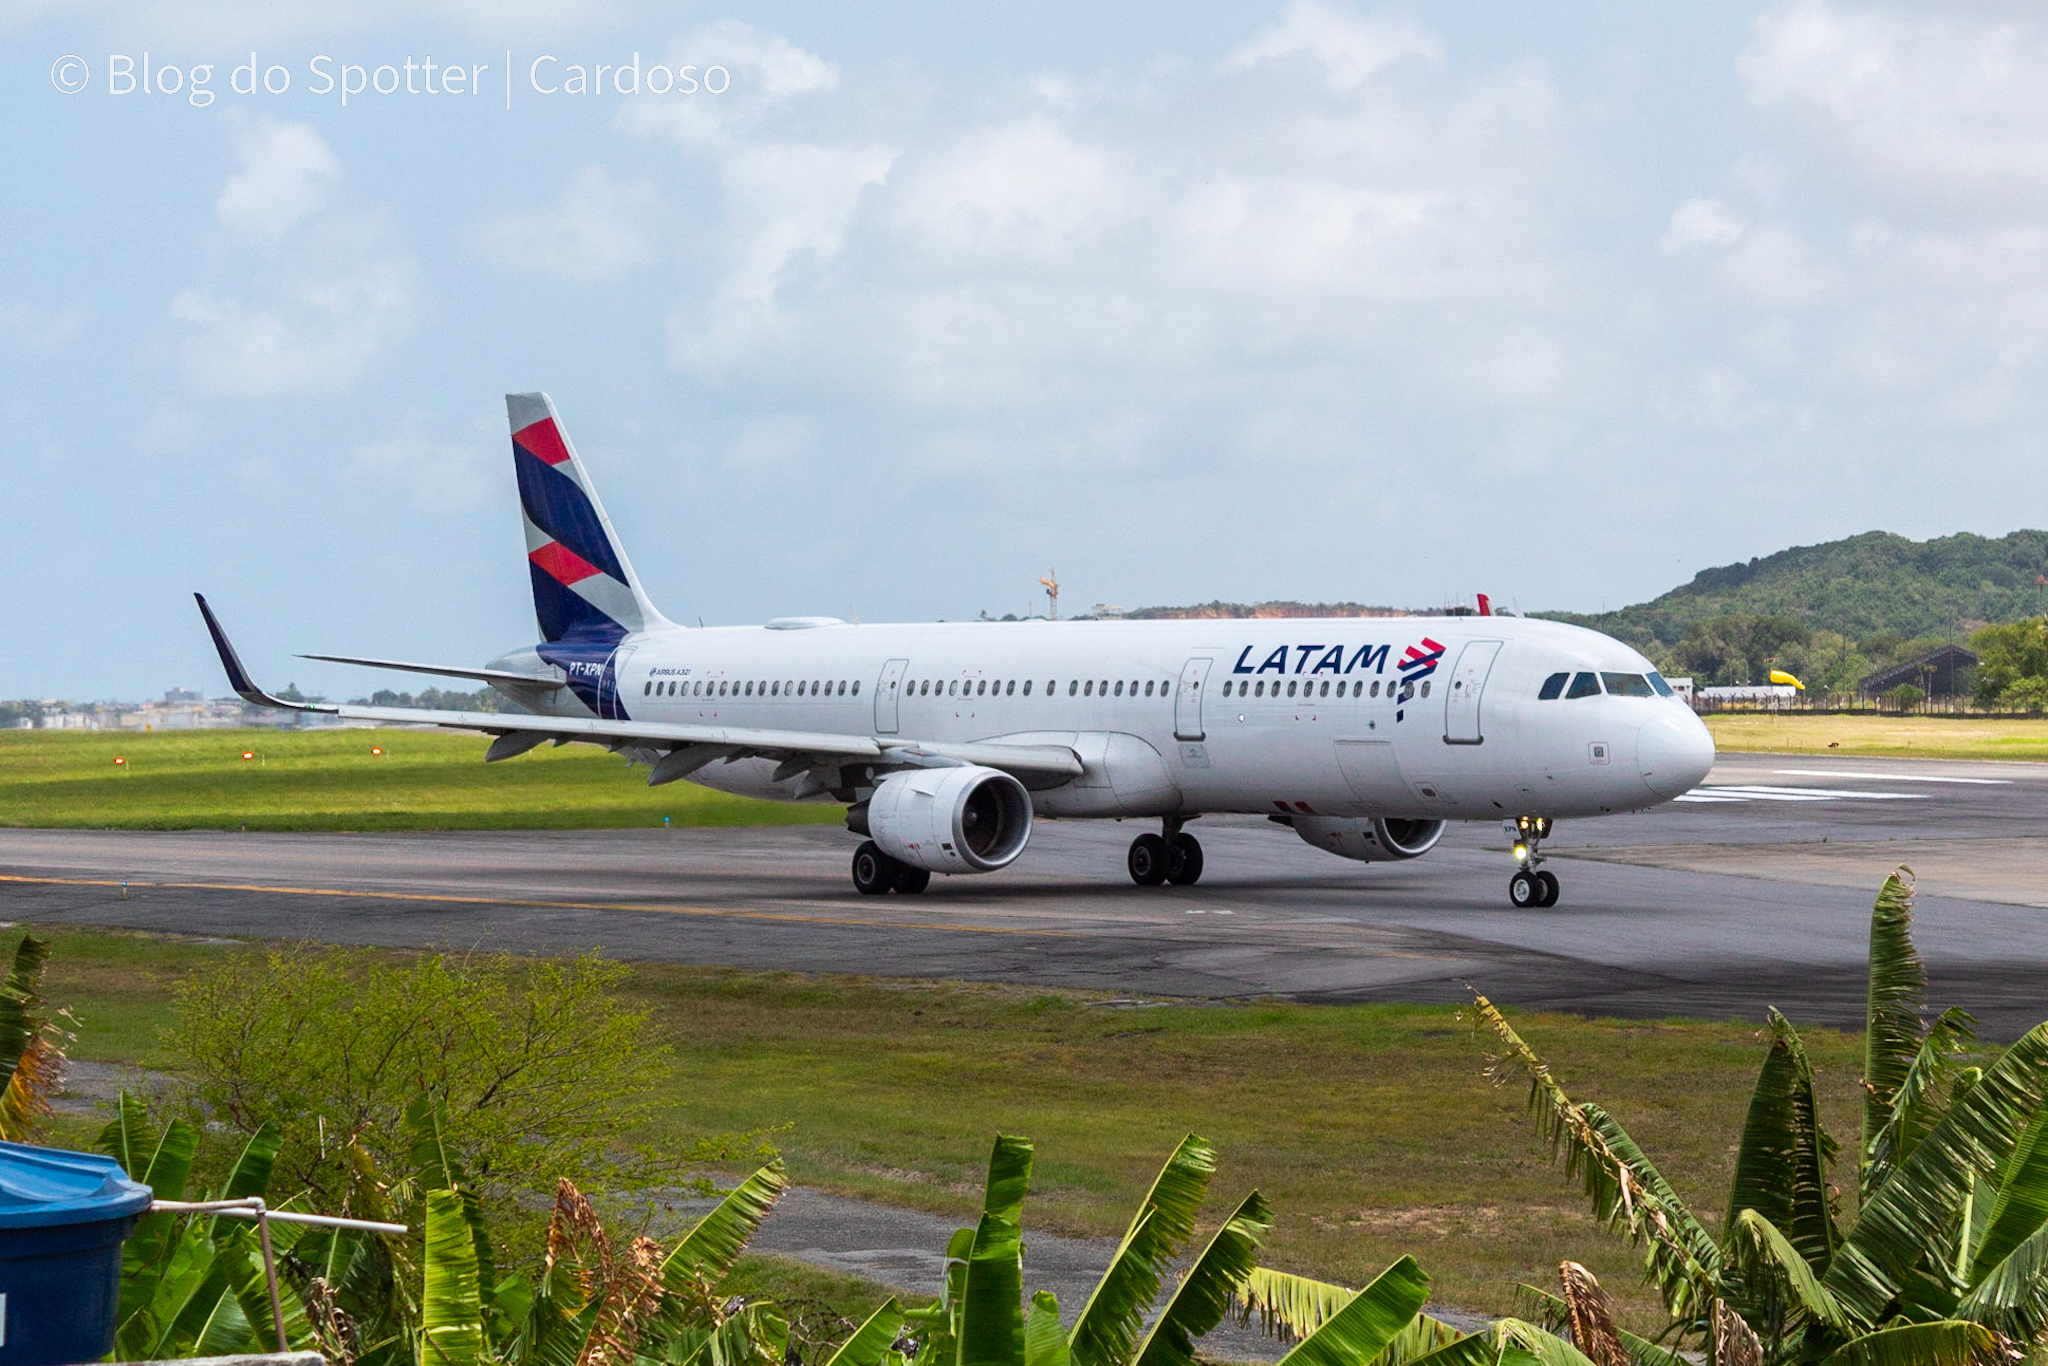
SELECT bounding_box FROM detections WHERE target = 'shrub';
[168,946,674,1216]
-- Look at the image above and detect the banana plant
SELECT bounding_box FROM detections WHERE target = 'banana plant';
[904,1133,1598,1366]
[1478,868,2048,1364]
[97,1093,317,1359]
[0,932,65,1139]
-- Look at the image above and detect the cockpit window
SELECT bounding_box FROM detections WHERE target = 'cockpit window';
[1565,671,1602,699]
[1647,671,1674,697]
[1602,672,1657,698]
[1538,671,1568,700]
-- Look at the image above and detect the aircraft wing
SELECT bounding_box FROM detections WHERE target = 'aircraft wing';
[195,595,1082,782]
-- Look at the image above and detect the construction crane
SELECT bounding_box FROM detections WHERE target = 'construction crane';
[1039,568,1059,621]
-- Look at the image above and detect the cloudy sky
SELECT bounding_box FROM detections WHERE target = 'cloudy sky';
[7,1,2048,699]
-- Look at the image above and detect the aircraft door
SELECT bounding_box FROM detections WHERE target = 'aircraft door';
[1174,657,1213,741]
[599,646,637,720]
[875,658,908,734]
[1443,640,1502,744]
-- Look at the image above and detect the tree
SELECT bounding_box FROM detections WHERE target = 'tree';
[1475,869,2048,1364]
[1973,619,2048,708]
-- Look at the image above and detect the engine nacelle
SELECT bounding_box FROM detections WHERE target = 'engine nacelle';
[865,765,1033,874]
[1292,816,1446,863]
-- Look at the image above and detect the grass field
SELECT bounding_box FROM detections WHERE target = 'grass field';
[30,926,1879,1329]
[0,728,841,831]
[1705,711,2048,760]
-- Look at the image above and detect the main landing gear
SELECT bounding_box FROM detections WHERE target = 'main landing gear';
[1506,816,1559,908]
[1127,818,1203,887]
[852,841,931,895]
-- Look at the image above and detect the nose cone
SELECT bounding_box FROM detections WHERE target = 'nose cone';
[1638,708,1715,799]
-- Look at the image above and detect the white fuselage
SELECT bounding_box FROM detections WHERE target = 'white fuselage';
[491,614,1714,823]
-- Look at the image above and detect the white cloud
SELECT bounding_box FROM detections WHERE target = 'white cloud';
[173,124,414,397]
[351,434,492,509]
[215,116,340,242]
[1740,0,2048,222]
[0,300,88,355]
[1660,198,1746,255]
[470,166,662,281]
[637,2,1593,477]
[171,233,415,396]
[1219,1,1442,89]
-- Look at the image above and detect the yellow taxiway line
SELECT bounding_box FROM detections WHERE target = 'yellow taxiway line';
[0,873,1083,939]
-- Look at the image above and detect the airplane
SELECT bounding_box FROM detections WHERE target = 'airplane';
[196,392,1716,908]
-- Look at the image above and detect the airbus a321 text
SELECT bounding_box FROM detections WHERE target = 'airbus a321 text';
[197,392,1716,907]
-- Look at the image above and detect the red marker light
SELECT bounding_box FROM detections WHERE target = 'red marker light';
[113,757,125,765]
[371,747,383,755]
[242,751,255,761]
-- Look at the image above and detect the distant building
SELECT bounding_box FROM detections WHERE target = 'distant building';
[1664,676,1694,701]
[1859,645,1977,698]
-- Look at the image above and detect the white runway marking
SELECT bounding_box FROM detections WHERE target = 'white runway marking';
[1772,768,2012,785]
[1677,784,1929,804]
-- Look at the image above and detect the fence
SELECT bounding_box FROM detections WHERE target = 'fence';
[1687,692,2044,718]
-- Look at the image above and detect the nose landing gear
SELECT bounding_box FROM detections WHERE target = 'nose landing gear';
[1506,816,1559,908]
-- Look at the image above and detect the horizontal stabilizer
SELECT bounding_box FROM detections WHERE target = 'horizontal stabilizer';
[299,654,560,687]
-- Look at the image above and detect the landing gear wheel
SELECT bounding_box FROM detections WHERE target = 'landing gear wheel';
[892,864,932,894]
[1509,869,1541,908]
[1128,834,1170,886]
[1165,833,1204,886]
[1535,870,1560,907]
[852,841,898,895]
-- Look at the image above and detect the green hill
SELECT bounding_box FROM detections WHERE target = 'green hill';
[1547,530,2048,656]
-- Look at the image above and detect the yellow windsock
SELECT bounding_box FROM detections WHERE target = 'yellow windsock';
[1768,669,1805,690]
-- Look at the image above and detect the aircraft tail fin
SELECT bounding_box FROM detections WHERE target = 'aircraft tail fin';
[507,392,671,644]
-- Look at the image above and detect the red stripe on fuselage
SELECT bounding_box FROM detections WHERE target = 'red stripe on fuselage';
[513,418,574,466]
[529,539,601,585]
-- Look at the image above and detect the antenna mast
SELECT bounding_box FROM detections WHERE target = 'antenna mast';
[1039,568,1060,621]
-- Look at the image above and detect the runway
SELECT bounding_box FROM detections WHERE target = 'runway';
[3,752,2044,1036]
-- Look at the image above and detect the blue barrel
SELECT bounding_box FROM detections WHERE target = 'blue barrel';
[0,1140,152,1366]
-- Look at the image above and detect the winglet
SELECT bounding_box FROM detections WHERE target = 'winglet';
[193,593,331,713]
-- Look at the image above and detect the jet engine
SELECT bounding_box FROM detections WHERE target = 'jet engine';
[1290,815,1446,863]
[862,765,1033,874]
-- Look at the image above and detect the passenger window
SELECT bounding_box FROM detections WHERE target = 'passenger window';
[1539,672,1568,700]
[1222,681,1232,697]
[1023,680,1032,695]
[1113,681,1123,697]
[1566,671,1601,699]
[1420,680,1431,698]
[1253,681,1263,697]
[851,680,859,694]
[1280,680,1291,697]
[1602,672,1656,698]
[1130,680,1138,696]
[1083,680,1093,696]
[1319,681,1329,697]
[1648,672,1673,697]
[1068,680,1077,695]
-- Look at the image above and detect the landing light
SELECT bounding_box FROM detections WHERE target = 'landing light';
[1512,843,1528,861]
